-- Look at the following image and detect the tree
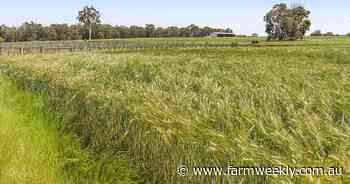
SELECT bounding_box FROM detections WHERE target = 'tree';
[264,3,311,41]
[299,19,311,36]
[17,22,45,41]
[0,26,6,42]
[166,26,180,37]
[115,25,129,38]
[0,25,17,42]
[324,32,334,36]
[187,24,201,37]
[145,24,156,37]
[224,28,233,33]
[95,24,115,39]
[43,26,58,40]
[68,25,83,40]
[154,27,165,37]
[77,6,101,40]
[52,24,72,40]
[129,25,146,37]
[201,26,213,37]
[179,27,190,37]
[310,30,322,36]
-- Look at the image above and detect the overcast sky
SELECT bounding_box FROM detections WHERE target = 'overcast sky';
[1,0,349,35]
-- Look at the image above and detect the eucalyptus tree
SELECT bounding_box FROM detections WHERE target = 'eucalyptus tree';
[264,3,311,41]
[77,6,101,40]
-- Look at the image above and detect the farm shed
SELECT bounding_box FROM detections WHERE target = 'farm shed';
[210,32,236,37]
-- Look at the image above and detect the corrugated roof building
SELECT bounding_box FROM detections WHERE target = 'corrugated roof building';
[210,32,236,37]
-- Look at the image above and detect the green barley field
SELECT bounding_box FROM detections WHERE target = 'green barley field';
[1,37,350,184]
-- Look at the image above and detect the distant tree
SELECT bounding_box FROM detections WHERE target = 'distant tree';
[252,33,259,37]
[0,26,4,39]
[178,27,190,37]
[129,25,146,37]
[48,24,72,40]
[0,26,5,41]
[95,24,115,39]
[17,21,45,41]
[200,26,213,36]
[264,3,311,41]
[160,27,170,37]
[77,6,101,40]
[166,26,180,37]
[0,25,17,42]
[324,32,334,36]
[69,25,83,40]
[187,24,201,37]
[115,25,129,38]
[310,30,322,36]
[224,28,233,33]
[145,24,156,37]
[42,26,57,40]
[347,33,350,36]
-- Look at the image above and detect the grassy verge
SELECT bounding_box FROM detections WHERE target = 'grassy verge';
[0,76,70,183]
[0,76,140,184]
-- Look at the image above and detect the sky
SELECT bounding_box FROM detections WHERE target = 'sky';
[1,0,350,35]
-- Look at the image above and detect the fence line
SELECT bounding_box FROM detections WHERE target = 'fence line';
[0,42,262,55]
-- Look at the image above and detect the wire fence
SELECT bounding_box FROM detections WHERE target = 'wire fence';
[0,41,261,55]
[5,39,348,55]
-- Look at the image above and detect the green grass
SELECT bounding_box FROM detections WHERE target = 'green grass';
[0,76,140,184]
[1,37,350,183]
[0,76,70,184]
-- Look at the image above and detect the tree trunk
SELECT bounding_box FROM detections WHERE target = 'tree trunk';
[89,24,92,40]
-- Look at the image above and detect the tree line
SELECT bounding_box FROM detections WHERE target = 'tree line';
[0,22,233,42]
[2,4,347,43]
[310,30,350,37]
